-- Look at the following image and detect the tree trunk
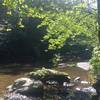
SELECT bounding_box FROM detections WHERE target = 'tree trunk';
[97,0,100,44]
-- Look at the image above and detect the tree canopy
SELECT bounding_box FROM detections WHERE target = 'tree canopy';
[2,0,98,50]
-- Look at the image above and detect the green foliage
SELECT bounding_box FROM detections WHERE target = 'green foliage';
[41,11,97,49]
[28,67,69,80]
[52,53,62,67]
[2,0,97,50]
[90,46,100,76]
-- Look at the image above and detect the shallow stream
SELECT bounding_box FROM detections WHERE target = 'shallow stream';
[0,64,91,97]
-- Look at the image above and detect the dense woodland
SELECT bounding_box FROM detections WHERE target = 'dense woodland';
[0,0,100,76]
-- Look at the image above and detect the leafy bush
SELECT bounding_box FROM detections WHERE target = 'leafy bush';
[90,46,100,76]
[52,53,62,67]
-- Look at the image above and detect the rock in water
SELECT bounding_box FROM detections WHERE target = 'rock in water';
[81,87,96,94]
[77,62,90,71]
[58,63,67,68]
[6,78,43,97]
[63,82,74,87]
[27,67,70,84]
[4,68,71,100]
[80,81,90,84]
[74,77,81,82]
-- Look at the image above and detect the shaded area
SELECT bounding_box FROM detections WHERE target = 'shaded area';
[0,2,93,64]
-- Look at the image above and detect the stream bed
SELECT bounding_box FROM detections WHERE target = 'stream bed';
[0,63,91,97]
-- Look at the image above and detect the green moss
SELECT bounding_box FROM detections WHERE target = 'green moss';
[28,67,70,83]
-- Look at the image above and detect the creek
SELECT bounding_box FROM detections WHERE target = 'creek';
[0,63,91,97]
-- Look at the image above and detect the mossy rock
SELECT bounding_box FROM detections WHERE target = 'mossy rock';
[27,68,70,84]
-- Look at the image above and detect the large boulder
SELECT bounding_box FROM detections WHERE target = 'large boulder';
[6,78,43,97]
[27,68,70,85]
[4,68,71,100]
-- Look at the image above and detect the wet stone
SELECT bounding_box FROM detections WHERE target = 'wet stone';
[6,78,43,97]
[77,62,90,71]
[81,87,96,94]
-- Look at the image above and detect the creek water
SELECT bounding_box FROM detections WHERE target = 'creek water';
[0,64,91,97]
